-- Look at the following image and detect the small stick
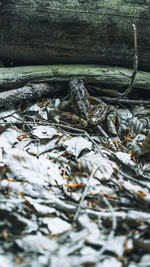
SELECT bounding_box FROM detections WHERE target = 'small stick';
[97,195,117,259]
[51,123,106,158]
[99,97,150,106]
[116,24,138,98]
[96,124,117,151]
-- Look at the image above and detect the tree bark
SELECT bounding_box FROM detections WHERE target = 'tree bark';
[0,0,150,70]
[0,65,150,91]
[0,83,63,108]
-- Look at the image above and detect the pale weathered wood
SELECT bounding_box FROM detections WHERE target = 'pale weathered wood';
[0,65,149,91]
[0,0,150,70]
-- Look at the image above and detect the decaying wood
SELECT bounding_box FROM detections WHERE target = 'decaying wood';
[0,83,63,108]
[0,65,150,91]
[0,0,150,70]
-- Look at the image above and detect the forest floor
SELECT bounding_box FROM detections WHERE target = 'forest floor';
[0,81,150,267]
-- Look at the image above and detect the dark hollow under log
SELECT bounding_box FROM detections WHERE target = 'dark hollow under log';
[0,0,150,70]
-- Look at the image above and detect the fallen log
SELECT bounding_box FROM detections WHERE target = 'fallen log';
[0,65,149,91]
[0,0,150,70]
[0,83,63,108]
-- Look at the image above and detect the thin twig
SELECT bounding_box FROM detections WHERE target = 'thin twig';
[99,97,150,105]
[73,167,98,222]
[118,169,150,191]
[31,184,150,221]
[52,123,106,158]
[97,195,117,259]
[96,125,116,151]
[117,24,138,98]
[0,110,19,121]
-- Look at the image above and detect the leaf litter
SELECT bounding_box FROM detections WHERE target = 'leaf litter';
[0,89,150,266]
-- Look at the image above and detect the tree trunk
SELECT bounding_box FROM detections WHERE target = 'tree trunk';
[0,0,150,70]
